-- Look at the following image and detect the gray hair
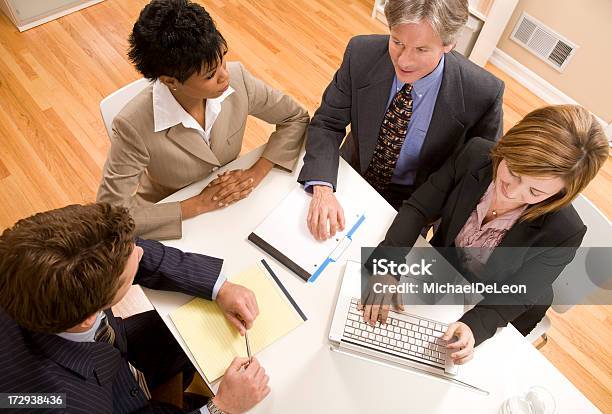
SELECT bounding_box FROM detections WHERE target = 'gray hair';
[384,0,469,45]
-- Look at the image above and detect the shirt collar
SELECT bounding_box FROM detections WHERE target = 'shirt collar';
[152,79,234,134]
[395,54,445,98]
[203,86,234,135]
[56,311,103,343]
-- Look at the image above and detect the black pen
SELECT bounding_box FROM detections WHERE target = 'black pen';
[245,329,252,365]
[240,319,252,367]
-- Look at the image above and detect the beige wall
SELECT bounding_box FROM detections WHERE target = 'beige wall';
[497,0,612,122]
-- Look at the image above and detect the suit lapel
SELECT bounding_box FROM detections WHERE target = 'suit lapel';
[356,49,396,173]
[416,52,466,184]
[482,215,544,279]
[28,329,121,384]
[208,93,244,165]
[209,103,229,154]
[497,218,543,247]
[166,125,221,166]
[445,164,492,245]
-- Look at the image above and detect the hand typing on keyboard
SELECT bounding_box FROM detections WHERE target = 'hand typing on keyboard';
[357,274,404,326]
[357,274,475,366]
[345,299,456,373]
[442,322,475,365]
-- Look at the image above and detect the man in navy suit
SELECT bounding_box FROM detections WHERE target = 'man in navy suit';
[0,203,269,413]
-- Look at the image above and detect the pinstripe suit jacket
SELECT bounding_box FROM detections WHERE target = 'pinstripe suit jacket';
[0,238,222,413]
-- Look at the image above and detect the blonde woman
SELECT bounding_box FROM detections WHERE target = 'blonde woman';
[361,105,609,364]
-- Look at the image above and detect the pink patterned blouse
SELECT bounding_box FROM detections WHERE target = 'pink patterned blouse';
[454,183,527,276]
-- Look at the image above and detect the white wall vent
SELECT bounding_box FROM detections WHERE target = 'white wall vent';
[510,12,578,72]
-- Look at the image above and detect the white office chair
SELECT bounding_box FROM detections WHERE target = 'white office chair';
[99,77,151,138]
[526,194,612,348]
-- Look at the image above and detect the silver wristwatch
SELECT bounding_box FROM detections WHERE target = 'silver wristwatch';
[206,399,226,414]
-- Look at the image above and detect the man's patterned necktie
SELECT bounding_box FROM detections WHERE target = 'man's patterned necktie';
[364,83,414,192]
[95,315,152,399]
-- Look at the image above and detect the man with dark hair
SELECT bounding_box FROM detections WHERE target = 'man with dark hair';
[0,203,269,413]
[97,0,308,240]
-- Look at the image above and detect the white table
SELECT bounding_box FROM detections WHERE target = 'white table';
[145,147,600,414]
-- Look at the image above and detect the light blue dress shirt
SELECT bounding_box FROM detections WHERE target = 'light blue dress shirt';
[305,54,445,190]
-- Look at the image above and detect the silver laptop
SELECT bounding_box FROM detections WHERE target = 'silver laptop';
[329,261,459,378]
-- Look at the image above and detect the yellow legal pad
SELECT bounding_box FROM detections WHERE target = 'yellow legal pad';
[170,261,306,383]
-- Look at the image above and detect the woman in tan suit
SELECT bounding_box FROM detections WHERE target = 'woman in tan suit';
[97,0,309,240]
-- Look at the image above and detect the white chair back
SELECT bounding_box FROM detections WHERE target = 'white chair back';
[99,78,151,138]
[551,194,612,312]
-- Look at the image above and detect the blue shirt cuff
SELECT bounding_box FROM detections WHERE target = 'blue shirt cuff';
[200,406,210,414]
[304,180,333,193]
[212,274,227,300]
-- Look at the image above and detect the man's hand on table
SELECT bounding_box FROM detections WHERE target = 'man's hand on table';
[216,281,259,336]
[215,283,268,412]
[307,185,345,241]
[213,357,270,413]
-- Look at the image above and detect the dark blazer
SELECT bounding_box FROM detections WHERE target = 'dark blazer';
[0,238,223,413]
[298,34,505,190]
[380,138,586,346]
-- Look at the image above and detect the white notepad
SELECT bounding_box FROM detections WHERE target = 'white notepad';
[248,187,365,282]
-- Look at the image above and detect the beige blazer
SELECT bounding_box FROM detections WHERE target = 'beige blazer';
[97,62,309,240]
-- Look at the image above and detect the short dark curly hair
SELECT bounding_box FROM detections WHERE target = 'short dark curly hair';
[128,0,227,82]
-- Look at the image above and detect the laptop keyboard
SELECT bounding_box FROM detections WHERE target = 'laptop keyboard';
[343,298,450,368]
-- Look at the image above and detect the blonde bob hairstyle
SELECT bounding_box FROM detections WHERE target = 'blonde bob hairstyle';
[491,104,608,222]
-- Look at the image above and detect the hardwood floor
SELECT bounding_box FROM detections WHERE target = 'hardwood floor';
[0,0,609,411]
